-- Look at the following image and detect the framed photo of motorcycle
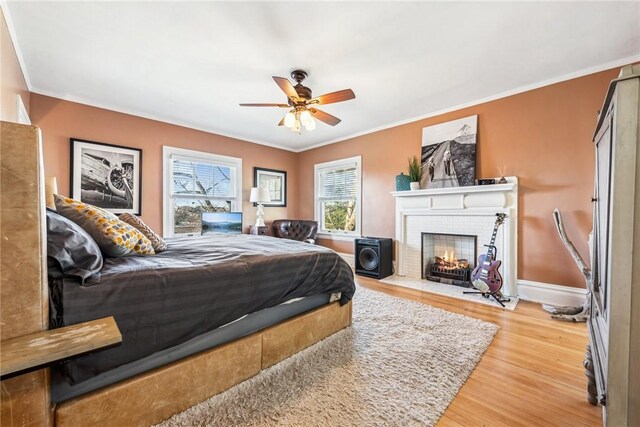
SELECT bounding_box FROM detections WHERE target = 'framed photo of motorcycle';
[70,138,142,215]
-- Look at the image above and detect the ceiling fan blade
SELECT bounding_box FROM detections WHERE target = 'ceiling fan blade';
[277,117,285,126]
[239,103,289,107]
[310,89,355,105]
[309,108,341,126]
[272,76,299,100]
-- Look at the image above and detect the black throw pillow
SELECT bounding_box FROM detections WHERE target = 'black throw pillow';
[46,208,103,282]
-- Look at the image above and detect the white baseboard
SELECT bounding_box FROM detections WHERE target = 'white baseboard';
[341,252,584,307]
[517,280,587,306]
[337,252,355,269]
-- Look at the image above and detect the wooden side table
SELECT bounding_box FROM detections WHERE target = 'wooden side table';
[249,225,269,236]
[1,316,122,380]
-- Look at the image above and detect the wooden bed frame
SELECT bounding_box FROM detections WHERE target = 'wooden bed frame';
[0,121,352,427]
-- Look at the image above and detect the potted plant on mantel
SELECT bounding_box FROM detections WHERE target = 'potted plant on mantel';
[408,156,423,191]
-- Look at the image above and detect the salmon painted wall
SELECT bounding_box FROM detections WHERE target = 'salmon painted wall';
[298,69,620,288]
[30,67,619,288]
[30,94,298,234]
[1,7,30,122]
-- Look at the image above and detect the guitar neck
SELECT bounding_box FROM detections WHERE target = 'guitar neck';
[486,226,499,259]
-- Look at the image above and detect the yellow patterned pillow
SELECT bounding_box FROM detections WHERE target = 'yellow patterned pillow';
[54,195,155,257]
[119,213,167,253]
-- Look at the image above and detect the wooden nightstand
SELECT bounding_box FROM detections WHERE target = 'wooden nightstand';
[249,225,269,236]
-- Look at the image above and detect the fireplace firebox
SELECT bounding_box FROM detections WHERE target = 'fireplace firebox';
[421,232,477,287]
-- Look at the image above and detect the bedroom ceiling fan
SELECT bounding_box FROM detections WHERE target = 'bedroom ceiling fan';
[240,70,355,133]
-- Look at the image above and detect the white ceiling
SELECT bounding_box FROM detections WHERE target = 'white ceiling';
[4,1,640,152]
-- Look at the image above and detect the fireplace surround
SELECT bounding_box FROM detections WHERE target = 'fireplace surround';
[391,177,518,296]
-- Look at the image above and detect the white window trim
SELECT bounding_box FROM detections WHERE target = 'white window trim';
[314,155,362,239]
[162,146,242,237]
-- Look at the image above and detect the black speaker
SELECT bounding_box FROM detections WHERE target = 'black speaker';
[355,237,393,279]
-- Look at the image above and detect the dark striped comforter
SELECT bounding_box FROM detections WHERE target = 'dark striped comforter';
[50,235,355,385]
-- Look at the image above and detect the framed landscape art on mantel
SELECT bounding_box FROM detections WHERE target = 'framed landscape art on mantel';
[420,115,477,189]
[70,138,142,215]
[253,167,287,207]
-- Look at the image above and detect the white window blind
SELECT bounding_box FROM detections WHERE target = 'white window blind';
[163,147,242,237]
[170,155,235,199]
[317,164,358,201]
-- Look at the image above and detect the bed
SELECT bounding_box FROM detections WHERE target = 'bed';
[0,121,355,427]
[50,234,355,399]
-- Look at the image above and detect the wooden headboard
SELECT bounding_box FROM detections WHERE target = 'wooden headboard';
[0,121,51,426]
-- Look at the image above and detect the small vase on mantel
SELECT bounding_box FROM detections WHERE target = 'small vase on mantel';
[395,172,411,191]
[410,182,420,191]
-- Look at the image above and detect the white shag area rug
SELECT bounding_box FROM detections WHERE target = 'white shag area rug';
[157,287,499,427]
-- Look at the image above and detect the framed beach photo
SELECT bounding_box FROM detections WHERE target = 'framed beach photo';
[70,138,142,215]
[253,167,287,207]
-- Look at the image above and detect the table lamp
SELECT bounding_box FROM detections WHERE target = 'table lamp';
[249,187,271,227]
[45,176,58,209]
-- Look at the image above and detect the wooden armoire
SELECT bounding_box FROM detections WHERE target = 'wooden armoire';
[588,63,640,426]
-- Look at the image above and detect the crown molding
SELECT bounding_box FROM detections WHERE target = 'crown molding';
[29,87,298,153]
[298,54,640,153]
[1,1,32,90]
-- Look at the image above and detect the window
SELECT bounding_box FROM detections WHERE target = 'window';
[163,146,242,236]
[314,156,362,237]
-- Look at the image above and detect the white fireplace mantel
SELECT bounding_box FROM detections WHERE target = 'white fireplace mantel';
[391,182,516,198]
[391,177,519,296]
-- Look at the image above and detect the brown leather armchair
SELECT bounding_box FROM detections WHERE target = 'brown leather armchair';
[271,219,319,244]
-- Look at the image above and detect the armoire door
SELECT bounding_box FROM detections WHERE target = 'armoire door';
[591,101,614,396]
[594,107,613,325]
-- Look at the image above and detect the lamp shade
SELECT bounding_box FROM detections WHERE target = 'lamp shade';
[45,176,58,209]
[249,187,271,203]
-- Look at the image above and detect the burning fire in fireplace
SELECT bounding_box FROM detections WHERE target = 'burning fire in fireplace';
[429,251,472,287]
[434,251,470,270]
[421,232,477,288]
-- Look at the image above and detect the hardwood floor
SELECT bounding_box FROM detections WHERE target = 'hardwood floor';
[355,276,602,427]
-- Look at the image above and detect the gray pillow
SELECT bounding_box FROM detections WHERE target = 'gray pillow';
[47,209,103,282]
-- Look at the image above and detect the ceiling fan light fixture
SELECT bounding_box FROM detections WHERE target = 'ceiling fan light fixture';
[304,117,316,131]
[289,119,301,133]
[284,111,296,128]
[299,109,313,127]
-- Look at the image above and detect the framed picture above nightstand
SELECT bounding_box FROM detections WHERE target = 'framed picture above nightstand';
[254,167,286,207]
